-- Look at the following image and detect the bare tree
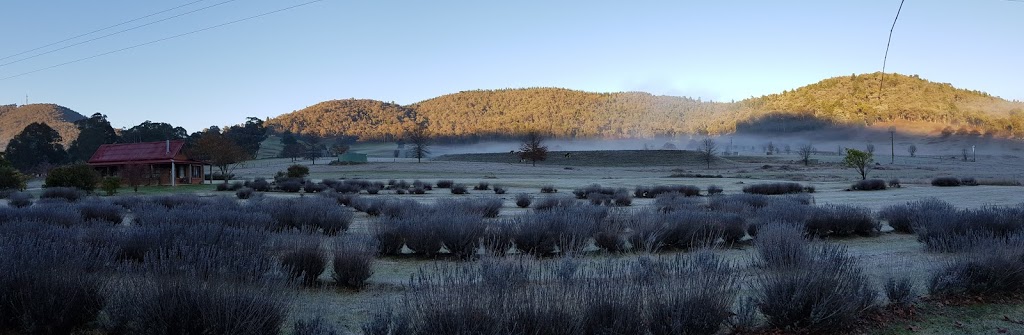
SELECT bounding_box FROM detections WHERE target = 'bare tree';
[907,144,917,157]
[406,123,431,163]
[962,148,969,162]
[765,142,775,155]
[519,131,548,166]
[866,143,875,155]
[699,138,717,169]
[798,143,814,166]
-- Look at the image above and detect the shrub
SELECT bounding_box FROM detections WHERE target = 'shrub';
[888,178,901,188]
[0,166,27,191]
[742,182,806,195]
[450,184,469,194]
[293,318,340,335]
[44,164,101,193]
[707,185,723,195]
[755,223,810,269]
[365,184,381,194]
[76,198,125,224]
[540,185,557,193]
[755,244,878,333]
[915,205,1024,252]
[352,197,384,216]
[929,245,1024,299]
[931,176,961,187]
[333,236,376,289]
[0,230,113,335]
[885,277,916,307]
[287,164,310,178]
[304,182,328,193]
[278,179,303,193]
[259,197,354,235]
[878,198,953,234]
[7,191,32,208]
[249,178,271,192]
[281,243,327,286]
[40,186,83,202]
[216,183,229,191]
[804,204,879,238]
[613,192,632,206]
[473,182,490,190]
[635,185,700,198]
[961,177,979,186]
[532,196,576,211]
[436,180,454,188]
[434,214,487,259]
[515,193,533,208]
[103,277,287,335]
[493,185,506,194]
[851,179,887,191]
[100,176,121,195]
[236,187,255,199]
[228,181,245,191]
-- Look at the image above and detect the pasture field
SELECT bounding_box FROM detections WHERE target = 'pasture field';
[2,148,1024,334]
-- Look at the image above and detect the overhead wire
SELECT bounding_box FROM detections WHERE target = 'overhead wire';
[0,0,325,81]
[878,0,905,101]
[0,0,209,62]
[0,0,239,68]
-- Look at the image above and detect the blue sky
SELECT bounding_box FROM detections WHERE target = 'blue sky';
[1,0,1021,133]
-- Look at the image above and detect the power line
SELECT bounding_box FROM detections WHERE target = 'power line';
[0,0,239,68]
[878,0,905,101]
[0,0,208,62]
[1,0,324,81]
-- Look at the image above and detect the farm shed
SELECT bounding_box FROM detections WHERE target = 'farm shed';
[87,140,205,186]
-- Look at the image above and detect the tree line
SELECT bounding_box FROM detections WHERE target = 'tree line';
[1,114,268,181]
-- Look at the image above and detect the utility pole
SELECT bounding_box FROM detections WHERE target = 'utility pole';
[972,145,976,162]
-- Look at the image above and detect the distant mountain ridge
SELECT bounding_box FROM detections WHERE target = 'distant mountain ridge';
[0,104,85,149]
[268,73,1024,140]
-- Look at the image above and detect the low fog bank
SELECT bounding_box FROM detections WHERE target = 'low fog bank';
[429,132,1024,159]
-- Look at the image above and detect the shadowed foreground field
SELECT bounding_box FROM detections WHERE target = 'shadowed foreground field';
[2,149,1024,334]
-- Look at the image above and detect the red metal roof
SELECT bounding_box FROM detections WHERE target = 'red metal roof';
[88,140,194,164]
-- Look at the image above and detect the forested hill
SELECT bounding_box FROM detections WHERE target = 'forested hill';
[0,104,85,148]
[267,73,1024,140]
[269,89,735,140]
[733,72,1024,136]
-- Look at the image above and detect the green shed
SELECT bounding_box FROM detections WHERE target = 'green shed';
[338,152,368,163]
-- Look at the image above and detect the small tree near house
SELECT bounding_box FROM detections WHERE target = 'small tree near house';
[519,131,548,167]
[192,132,249,184]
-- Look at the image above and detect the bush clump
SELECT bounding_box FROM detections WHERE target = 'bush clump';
[515,193,533,208]
[634,185,700,198]
[287,164,310,178]
[473,182,490,191]
[249,178,271,192]
[333,236,376,289]
[851,179,887,191]
[100,177,121,196]
[755,223,810,269]
[931,177,961,187]
[450,184,469,195]
[961,177,979,186]
[707,185,723,195]
[236,187,255,199]
[278,179,303,193]
[44,164,101,193]
[929,245,1024,300]
[7,191,32,208]
[804,204,879,238]
[281,243,326,286]
[888,178,901,188]
[755,244,878,333]
[40,186,84,202]
[436,180,454,188]
[540,185,557,193]
[742,182,808,195]
[877,198,953,234]
[0,165,28,191]
[493,185,506,194]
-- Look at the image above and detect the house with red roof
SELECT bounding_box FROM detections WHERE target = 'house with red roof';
[87,140,205,186]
